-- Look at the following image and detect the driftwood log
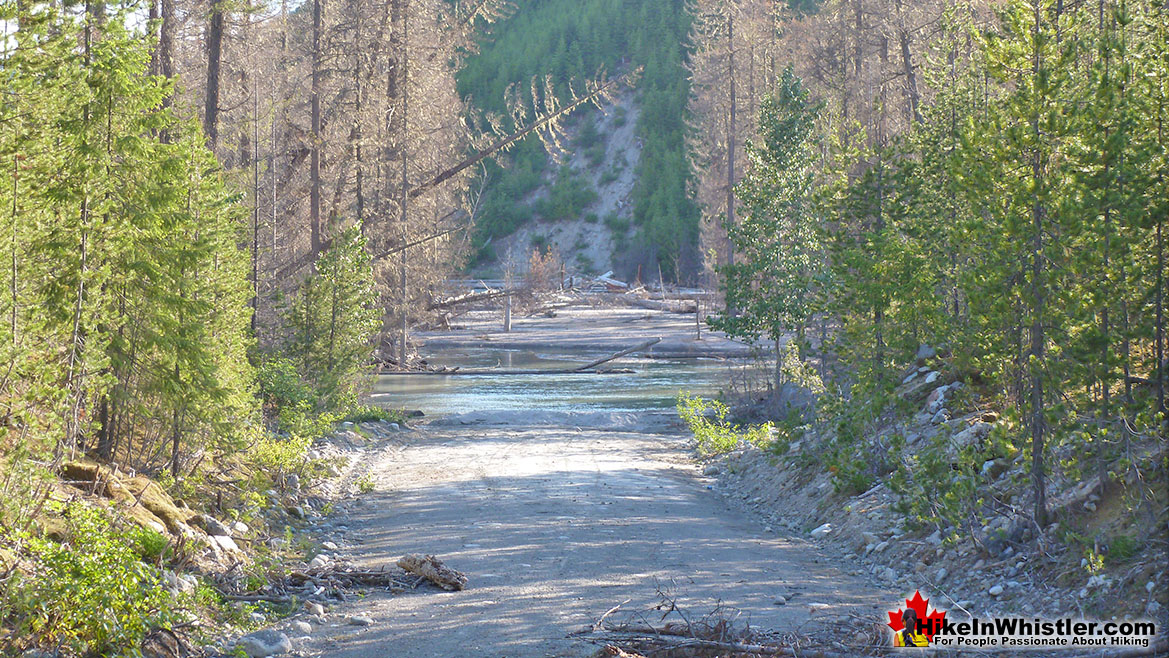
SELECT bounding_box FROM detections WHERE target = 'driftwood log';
[393,338,661,376]
[396,554,467,591]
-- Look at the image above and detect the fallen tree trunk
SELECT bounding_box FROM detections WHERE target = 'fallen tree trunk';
[397,554,467,591]
[622,297,696,314]
[391,338,661,376]
[572,338,660,371]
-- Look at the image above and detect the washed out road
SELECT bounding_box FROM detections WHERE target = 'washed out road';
[299,411,893,657]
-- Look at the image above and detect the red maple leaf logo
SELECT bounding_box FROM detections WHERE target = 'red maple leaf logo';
[887,590,947,642]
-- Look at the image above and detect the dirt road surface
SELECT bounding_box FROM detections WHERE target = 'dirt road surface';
[298,413,895,657]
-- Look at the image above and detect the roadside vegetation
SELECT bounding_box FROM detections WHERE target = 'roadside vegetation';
[0,9,400,654]
[687,0,1168,620]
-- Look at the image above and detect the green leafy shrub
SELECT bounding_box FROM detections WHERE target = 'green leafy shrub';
[6,505,176,656]
[677,394,774,456]
[344,405,407,424]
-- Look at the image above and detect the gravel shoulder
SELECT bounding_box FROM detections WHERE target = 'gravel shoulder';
[294,418,896,657]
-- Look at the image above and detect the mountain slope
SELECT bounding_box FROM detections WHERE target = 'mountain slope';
[458,0,700,282]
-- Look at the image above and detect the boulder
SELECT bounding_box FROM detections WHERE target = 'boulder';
[916,344,937,362]
[236,630,292,658]
[952,422,992,449]
[196,515,232,537]
[809,523,832,539]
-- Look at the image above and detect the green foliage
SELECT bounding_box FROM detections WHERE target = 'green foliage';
[459,0,701,279]
[0,6,256,473]
[676,394,775,456]
[718,0,1169,529]
[344,405,407,424]
[710,68,827,386]
[282,224,380,415]
[5,505,176,656]
[532,167,599,221]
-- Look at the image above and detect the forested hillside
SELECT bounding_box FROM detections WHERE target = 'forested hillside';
[457,0,701,281]
[690,0,1167,617]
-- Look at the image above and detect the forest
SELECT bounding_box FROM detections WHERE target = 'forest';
[457,0,701,279]
[0,0,1166,654]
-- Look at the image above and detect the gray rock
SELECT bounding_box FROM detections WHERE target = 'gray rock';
[305,601,325,616]
[873,541,889,554]
[287,506,306,519]
[231,520,250,535]
[902,371,918,385]
[210,535,240,553]
[388,423,400,431]
[931,409,949,424]
[936,568,948,582]
[286,473,300,491]
[924,371,940,384]
[989,584,1004,596]
[236,630,292,658]
[200,515,232,537]
[309,554,329,569]
[861,531,879,545]
[291,620,312,634]
[953,422,992,447]
[884,567,897,582]
[926,530,942,546]
[916,344,937,362]
[348,615,374,627]
[809,523,832,538]
[322,541,339,551]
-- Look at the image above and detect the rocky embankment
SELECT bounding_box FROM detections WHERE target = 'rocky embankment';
[699,347,1167,631]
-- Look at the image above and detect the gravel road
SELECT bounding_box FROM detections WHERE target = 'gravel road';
[297,414,894,657]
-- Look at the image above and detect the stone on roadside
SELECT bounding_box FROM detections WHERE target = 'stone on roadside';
[305,601,325,616]
[236,630,291,658]
[989,584,1004,597]
[703,464,721,476]
[809,523,832,539]
[291,620,312,634]
[348,615,374,627]
[936,568,948,582]
[322,540,339,551]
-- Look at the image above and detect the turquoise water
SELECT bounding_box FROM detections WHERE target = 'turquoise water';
[371,349,730,415]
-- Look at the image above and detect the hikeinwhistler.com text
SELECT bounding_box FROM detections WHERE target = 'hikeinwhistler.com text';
[923,616,1158,649]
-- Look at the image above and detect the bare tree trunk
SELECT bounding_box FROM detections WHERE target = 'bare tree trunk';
[310,0,324,254]
[725,9,736,270]
[204,0,225,150]
[398,0,410,370]
[1028,0,1048,526]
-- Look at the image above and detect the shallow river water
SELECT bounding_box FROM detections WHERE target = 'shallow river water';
[371,348,730,416]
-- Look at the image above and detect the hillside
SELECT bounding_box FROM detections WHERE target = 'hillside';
[457,0,700,283]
